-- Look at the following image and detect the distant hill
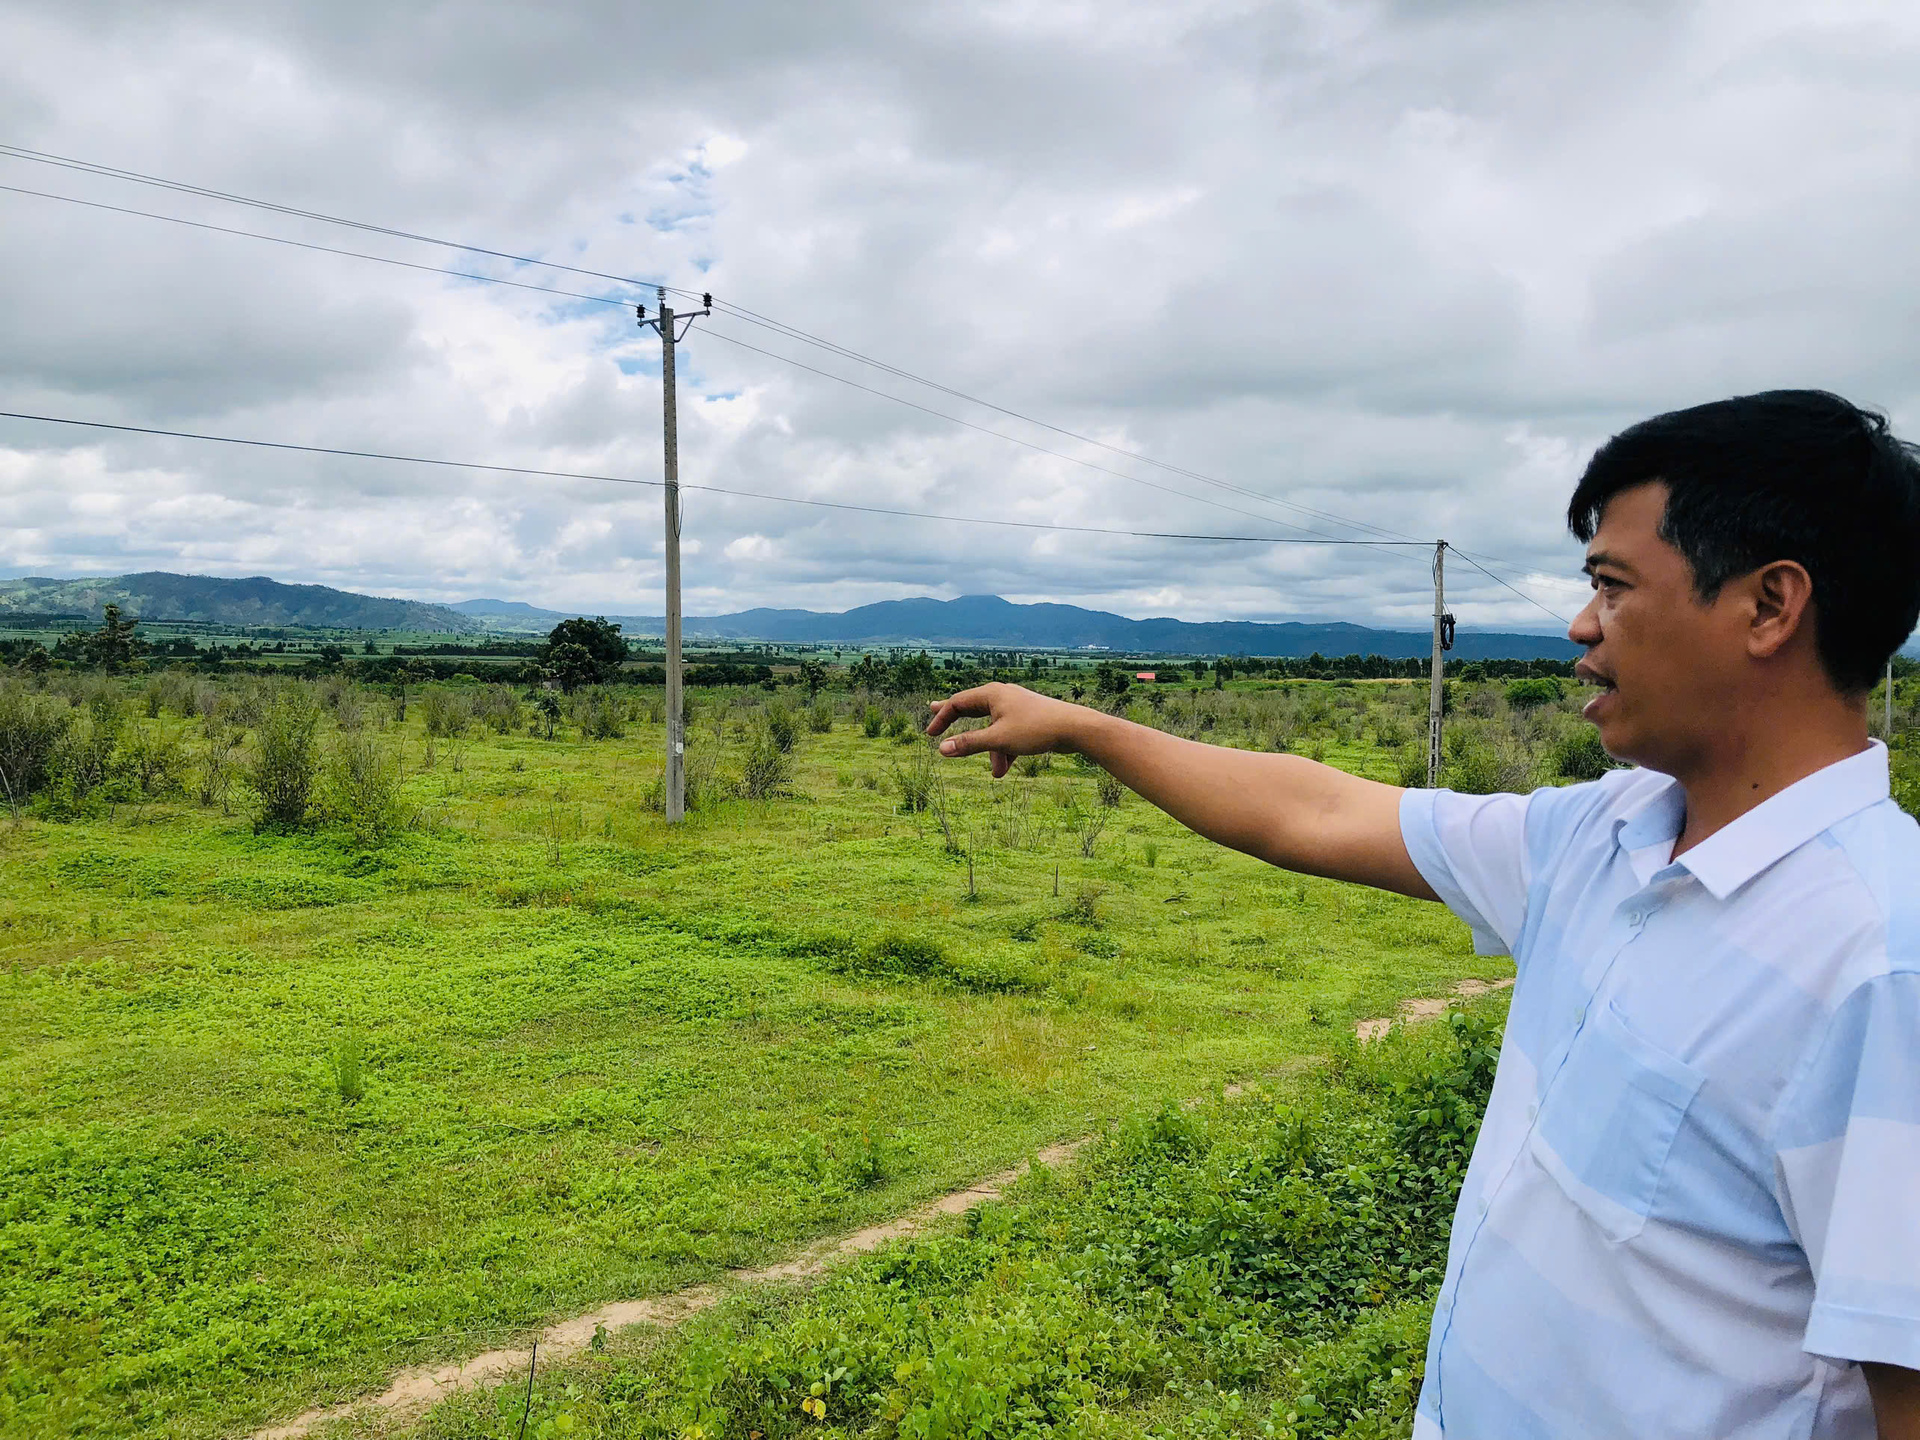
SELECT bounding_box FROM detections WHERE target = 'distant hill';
[1,574,1583,657]
[456,592,1581,660]
[0,573,482,633]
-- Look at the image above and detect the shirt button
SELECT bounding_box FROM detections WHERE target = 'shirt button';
[1574,1005,1586,1023]
[1477,1197,1489,1215]
[1527,1102,1538,1121]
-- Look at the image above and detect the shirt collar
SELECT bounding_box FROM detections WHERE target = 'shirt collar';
[1610,741,1890,900]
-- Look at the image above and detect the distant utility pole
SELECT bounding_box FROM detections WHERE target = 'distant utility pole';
[1888,657,1896,740]
[1427,540,1454,788]
[637,285,711,821]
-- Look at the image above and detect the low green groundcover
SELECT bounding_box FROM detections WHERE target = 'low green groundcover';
[416,999,1503,1440]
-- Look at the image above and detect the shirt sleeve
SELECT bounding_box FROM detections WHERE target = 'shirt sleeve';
[1398,787,1533,957]
[1773,971,1920,1371]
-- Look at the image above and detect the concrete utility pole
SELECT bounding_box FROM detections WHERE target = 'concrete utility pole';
[637,285,711,822]
[1427,540,1453,788]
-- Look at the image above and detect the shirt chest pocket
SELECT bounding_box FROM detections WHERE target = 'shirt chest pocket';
[1527,1001,1707,1244]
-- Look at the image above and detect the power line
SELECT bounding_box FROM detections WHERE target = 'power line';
[0,142,688,300]
[0,143,1577,586]
[0,409,1435,549]
[1450,548,1572,627]
[0,143,1436,549]
[0,182,631,309]
[0,176,1411,553]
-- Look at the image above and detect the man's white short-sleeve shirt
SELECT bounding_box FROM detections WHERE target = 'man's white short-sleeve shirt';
[1400,742,1920,1439]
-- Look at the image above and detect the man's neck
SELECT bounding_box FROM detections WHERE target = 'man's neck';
[1670,700,1871,858]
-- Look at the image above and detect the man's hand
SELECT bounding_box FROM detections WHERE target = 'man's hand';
[926,683,1436,899]
[925,683,1091,778]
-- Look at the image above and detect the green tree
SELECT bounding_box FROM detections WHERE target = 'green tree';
[849,654,887,691]
[545,642,600,694]
[888,651,937,696]
[541,617,627,687]
[1093,662,1132,701]
[60,603,144,671]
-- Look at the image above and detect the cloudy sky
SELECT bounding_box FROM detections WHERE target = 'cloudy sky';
[2,0,1916,634]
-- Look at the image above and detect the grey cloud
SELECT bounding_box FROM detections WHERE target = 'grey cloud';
[2,0,1918,636]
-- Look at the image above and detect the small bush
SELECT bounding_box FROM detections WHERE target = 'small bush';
[574,688,625,741]
[122,723,186,798]
[0,681,71,813]
[1552,725,1614,783]
[328,731,409,846]
[1505,676,1563,710]
[808,701,834,734]
[196,733,241,814]
[1095,768,1124,808]
[247,689,321,829]
[764,703,799,753]
[737,724,794,800]
[419,687,471,739]
[1394,741,1430,789]
[862,705,885,739]
[891,744,936,814]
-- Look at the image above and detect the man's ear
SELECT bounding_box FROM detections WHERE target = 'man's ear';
[1746,559,1816,662]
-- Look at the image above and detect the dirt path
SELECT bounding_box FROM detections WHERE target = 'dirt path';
[251,981,1505,1439]
[1354,976,1514,1042]
[249,1139,1089,1440]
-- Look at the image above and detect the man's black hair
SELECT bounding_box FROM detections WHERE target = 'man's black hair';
[1568,389,1920,693]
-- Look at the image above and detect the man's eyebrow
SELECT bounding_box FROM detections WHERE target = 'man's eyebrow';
[1582,550,1633,576]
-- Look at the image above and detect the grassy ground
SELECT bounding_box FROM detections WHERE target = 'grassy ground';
[0,690,1505,1439]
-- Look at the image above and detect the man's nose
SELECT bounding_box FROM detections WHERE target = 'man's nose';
[1568,595,1602,648]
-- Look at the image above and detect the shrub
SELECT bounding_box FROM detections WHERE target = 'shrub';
[1552,726,1614,783]
[247,690,321,829]
[1394,741,1430,789]
[1095,768,1124,808]
[0,682,70,814]
[43,697,122,815]
[808,701,834,734]
[737,724,794,800]
[1894,747,1920,820]
[121,723,186,798]
[475,684,522,734]
[195,733,241,814]
[891,744,936,814]
[574,688,625,740]
[328,731,409,846]
[862,705,885,739]
[764,703,799,754]
[419,686,471,739]
[1505,677,1563,710]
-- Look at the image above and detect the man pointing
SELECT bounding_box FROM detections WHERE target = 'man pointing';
[928,391,1920,1438]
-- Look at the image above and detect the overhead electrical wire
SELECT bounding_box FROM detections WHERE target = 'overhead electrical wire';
[0,409,1436,549]
[0,177,1415,555]
[1451,548,1571,627]
[0,143,1432,547]
[0,143,1578,617]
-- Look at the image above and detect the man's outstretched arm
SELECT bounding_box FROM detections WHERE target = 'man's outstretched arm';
[926,683,1437,900]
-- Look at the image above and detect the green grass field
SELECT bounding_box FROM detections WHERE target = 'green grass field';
[0,681,1510,1439]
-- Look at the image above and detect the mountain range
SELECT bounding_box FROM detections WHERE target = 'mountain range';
[2,571,1584,659]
